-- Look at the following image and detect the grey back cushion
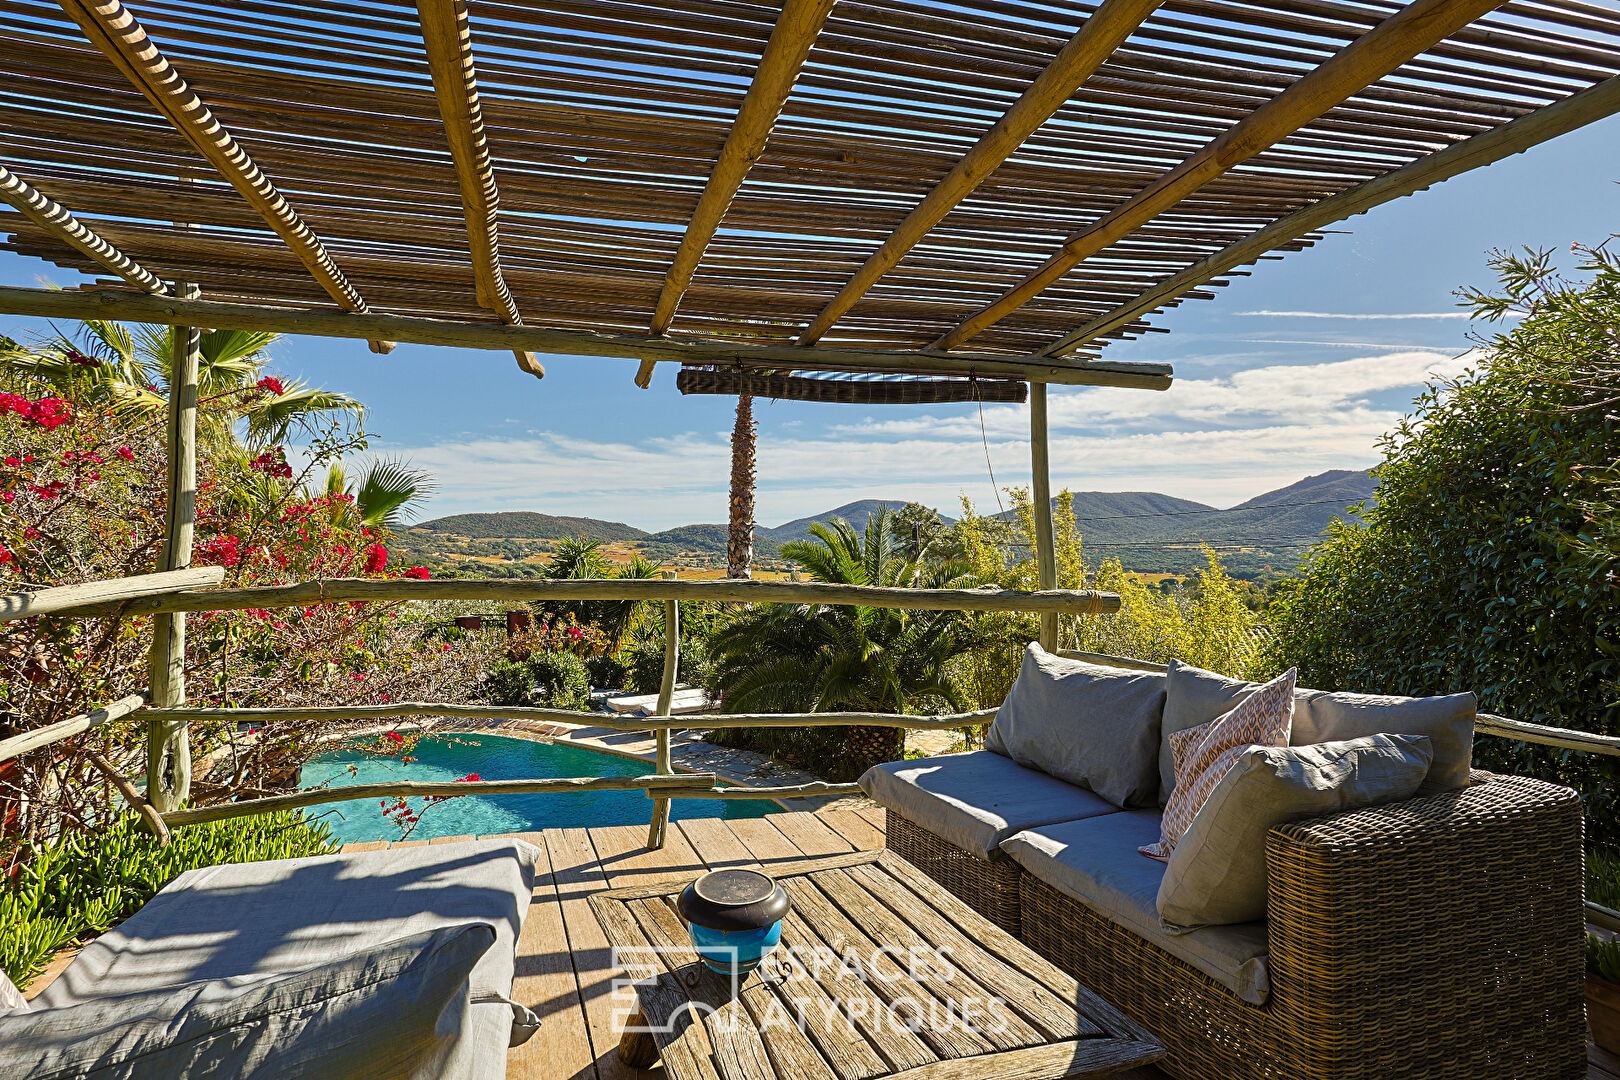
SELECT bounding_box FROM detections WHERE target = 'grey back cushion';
[1157,734,1433,929]
[986,643,1166,809]
[1159,660,1260,805]
[1293,688,1475,793]
[1160,660,1477,801]
[0,922,493,1080]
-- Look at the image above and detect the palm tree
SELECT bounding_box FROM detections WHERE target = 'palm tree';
[726,394,756,579]
[3,319,364,448]
[320,460,437,531]
[707,507,973,778]
[541,539,663,649]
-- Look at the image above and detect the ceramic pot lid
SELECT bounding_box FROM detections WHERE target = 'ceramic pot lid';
[677,869,790,932]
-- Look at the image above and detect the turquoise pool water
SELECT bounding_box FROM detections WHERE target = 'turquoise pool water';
[298,733,779,844]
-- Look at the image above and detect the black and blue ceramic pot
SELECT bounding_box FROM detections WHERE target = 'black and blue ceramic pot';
[677,869,790,975]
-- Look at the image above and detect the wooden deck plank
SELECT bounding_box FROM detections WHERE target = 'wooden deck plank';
[589,822,708,889]
[818,808,886,852]
[676,816,759,869]
[541,827,656,1080]
[507,831,599,1080]
[725,815,817,865]
[769,810,855,856]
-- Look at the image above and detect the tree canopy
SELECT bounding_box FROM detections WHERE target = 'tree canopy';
[1266,240,1619,840]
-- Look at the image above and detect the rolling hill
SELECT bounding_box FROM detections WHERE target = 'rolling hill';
[412,511,646,542]
[760,499,958,545]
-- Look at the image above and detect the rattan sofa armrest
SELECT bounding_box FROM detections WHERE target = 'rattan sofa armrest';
[1261,772,1586,1078]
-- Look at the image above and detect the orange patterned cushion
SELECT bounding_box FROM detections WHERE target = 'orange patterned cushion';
[1141,667,1297,861]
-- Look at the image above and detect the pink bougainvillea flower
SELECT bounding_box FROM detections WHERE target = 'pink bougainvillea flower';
[363,543,388,574]
[1,492,13,504]
[403,565,430,579]
[256,376,286,396]
[116,446,134,461]
[2,457,18,467]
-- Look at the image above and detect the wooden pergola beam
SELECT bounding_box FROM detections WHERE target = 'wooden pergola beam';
[0,163,170,295]
[0,285,1175,388]
[416,0,543,381]
[636,0,837,388]
[796,0,1161,347]
[56,0,395,354]
[931,0,1510,351]
[1039,72,1620,356]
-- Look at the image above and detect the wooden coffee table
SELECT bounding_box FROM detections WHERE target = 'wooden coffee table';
[589,849,1164,1080]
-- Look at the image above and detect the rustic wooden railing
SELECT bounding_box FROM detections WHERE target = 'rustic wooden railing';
[0,556,1097,848]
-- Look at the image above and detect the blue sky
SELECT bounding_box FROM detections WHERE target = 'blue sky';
[3,113,1616,531]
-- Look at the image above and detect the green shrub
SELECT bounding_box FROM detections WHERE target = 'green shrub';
[525,650,591,710]
[479,656,535,707]
[1,810,338,988]
[626,638,710,696]
[585,652,629,691]
[1264,241,1618,842]
[478,651,591,709]
[1592,849,1620,911]
[1591,935,1620,983]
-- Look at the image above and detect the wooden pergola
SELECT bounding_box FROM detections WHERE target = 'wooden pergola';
[3,0,1620,832]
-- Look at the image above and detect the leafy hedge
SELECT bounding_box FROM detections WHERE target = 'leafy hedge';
[480,650,591,710]
[1265,242,1619,842]
[1,811,339,988]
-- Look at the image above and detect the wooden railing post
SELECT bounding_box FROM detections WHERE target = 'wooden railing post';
[1030,381,1059,651]
[146,282,200,816]
[646,569,679,848]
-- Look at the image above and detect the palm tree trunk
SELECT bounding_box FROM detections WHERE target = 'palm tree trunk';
[727,394,756,579]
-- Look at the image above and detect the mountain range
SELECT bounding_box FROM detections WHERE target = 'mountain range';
[411,469,1377,578]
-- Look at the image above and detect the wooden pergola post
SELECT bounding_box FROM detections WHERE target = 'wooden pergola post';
[146,282,199,815]
[646,569,679,848]
[1030,382,1059,652]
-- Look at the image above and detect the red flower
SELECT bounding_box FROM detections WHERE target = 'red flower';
[256,376,286,396]
[363,544,388,574]
[1,492,13,504]
[116,446,134,461]
[4,457,20,467]
[0,545,12,564]
[403,565,430,579]
[458,773,481,783]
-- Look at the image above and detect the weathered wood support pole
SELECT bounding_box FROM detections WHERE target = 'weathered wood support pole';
[1030,382,1059,651]
[647,569,679,849]
[146,282,199,818]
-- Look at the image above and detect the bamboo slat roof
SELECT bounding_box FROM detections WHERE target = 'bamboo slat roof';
[2,0,1619,372]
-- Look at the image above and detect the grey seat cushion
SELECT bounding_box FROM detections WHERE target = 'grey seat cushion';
[986,644,1166,808]
[860,750,1120,860]
[0,922,493,1080]
[37,838,540,1080]
[1293,688,1475,793]
[1158,735,1434,929]
[999,811,1272,1005]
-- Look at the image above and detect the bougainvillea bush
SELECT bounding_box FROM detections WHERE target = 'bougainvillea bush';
[0,328,499,863]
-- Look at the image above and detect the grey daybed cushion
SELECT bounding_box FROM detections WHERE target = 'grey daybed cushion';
[999,811,1272,1005]
[861,750,1120,860]
[0,922,493,1080]
[36,838,541,1080]
[1292,688,1475,793]
[986,643,1167,808]
[1157,734,1434,929]
[1160,660,1477,801]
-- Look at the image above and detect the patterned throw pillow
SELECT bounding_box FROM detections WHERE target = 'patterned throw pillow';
[1141,667,1297,861]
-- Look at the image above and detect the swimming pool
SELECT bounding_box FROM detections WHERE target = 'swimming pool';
[298,732,780,844]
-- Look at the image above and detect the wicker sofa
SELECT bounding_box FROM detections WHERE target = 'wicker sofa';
[861,652,1586,1080]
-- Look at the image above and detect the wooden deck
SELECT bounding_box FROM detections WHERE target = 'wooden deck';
[356,807,1604,1080]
